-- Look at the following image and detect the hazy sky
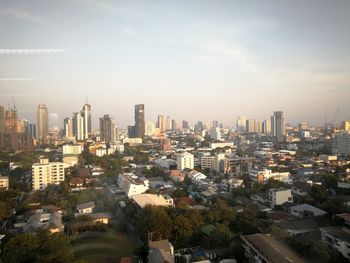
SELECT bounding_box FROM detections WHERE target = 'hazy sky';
[0,0,349,128]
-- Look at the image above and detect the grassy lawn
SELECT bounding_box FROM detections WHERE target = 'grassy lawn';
[72,229,135,263]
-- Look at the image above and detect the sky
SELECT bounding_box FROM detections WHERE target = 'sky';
[0,0,349,129]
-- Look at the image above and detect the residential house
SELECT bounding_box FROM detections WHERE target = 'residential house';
[320,226,350,260]
[290,203,327,218]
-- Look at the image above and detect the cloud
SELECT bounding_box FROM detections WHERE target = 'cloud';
[0,7,49,24]
[0,78,36,81]
[80,0,147,18]
[0,49,68,54]
[120,26,135,36]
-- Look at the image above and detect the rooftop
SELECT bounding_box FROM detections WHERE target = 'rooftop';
[242,234,305,263]
[131,194,171,208]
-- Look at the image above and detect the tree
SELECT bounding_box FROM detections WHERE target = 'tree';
[2,230,77,263]
[172,215,193,247]
[2,233,39,263]
[138,205,172,241]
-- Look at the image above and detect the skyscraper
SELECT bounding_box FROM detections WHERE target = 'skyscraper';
[236,116,246,133]
[157,115,166,133]
[37,104,48,145]
[271,111,286,136]
[63,117,73,138]
[0,105,4,133]
[134,104,145,139]
[72,112,84,141]
[80,103,91,139]
[182,120,189,130]
[100,114,117,144]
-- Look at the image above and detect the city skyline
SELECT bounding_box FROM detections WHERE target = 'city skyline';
[0,0,350,127]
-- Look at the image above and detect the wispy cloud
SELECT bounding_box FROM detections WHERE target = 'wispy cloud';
[0,49,68,54]
[120,26,135,36]
[80,0,147,18]
[0,78,36,81]
[0,7,49,24]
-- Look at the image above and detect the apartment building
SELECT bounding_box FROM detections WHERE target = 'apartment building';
[32,159,65,190]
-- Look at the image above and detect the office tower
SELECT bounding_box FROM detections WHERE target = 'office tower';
[182,120,189,129]
[262,119,271,134]
[166,116,172,131]
[80,103,91,139]
[195,121,203,132]
[37,104,48,145]
[271,111,286,136]
[157,115,166,132]
[332,133,350,154]
[26,123,36,139]
[256,121,263,133]
[177,152,194,170]
[246,119,257,133]
[298,122,309,131]
[73,112,84,141]
[236,116,246,133]
[210,127,221,140]
[128,125,136,138]
[341,121,350,132]
[0,105,4,133]
[134,104,145,139]
[100,114,117,144]
[171,119,177,131]
[145,122,156,136]
[63,117,73,138]
[213,120,219,129]
[32,158,65,190]
[4,108,18,132]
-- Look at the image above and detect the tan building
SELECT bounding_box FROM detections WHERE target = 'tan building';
[32,158,65,190]
[37,104,48,145]
[342,121,350,132]
[0,132,34,152]
[0,176,9,190]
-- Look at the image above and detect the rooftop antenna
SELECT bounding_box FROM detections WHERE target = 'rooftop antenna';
[85,95,88,104]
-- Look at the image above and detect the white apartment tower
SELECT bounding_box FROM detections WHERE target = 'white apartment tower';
[177,152,194,170]
[32,159,65,190]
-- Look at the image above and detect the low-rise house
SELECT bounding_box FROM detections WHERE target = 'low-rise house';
[131,194,174,208]
[76,201,95,215]
[241,233,305,263]
[251,193,269,205]
[23,210,63,234]
[291,181,311,197]
[0,176,9,191]
[117,173,149,197]
[268,188,293,208]
[220,178,244,192]
[148,239,174,263]
[320,226,350,260]
[290,203,327,218]
[89,213,111,224]
[337,213,350,226]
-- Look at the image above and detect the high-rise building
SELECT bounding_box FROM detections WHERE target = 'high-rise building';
[26,123,36,139]
[0,105,4,133]
[177,152,194,170]
[213,120,219,128]
[157,115,166,133]
[32,158,65,190]
[134,104,145,139]
[63,118,73,138]
[4,108,18,132]
[37,104,48,145]
[72,112,84,141]
[341,121,350,132]
[80,103,91,139]
[246,119,257,133]
[298,122,309,131]
[100,114,117,144]
[145,122,156,136]
[271,111,286,137]
[236,116,246,133]
[171,119,177,131]
[182,120,189,130]
[262,119,271,134]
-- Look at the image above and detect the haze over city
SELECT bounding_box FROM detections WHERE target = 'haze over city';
[1,0,350,128]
